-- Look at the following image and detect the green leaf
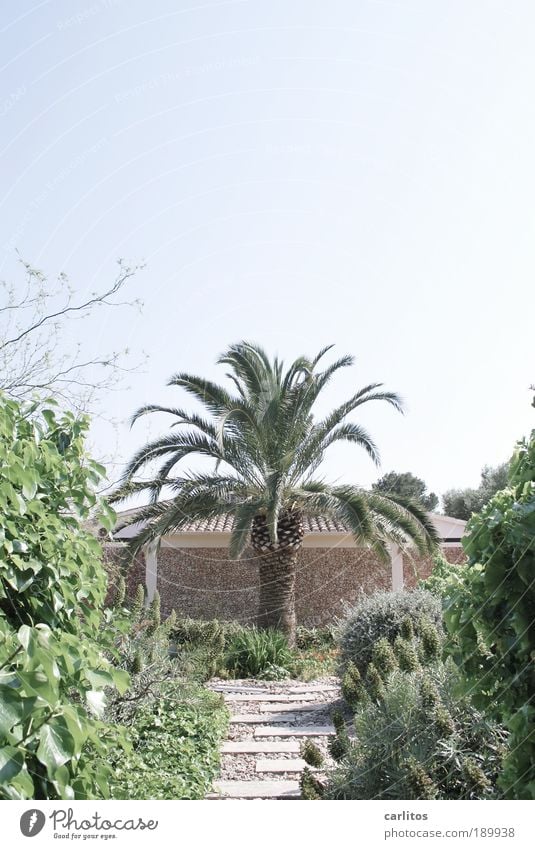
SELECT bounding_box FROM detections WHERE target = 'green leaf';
[9,764,34,798]
[99,501,116,533]
[20,470,38,501]
[0,746,24,783]
[85,669,114,689]
[37,719,76,770]
[86,690,106,718]
[17,670,58,706]
[110,668,130,695]
[0,686,36,737]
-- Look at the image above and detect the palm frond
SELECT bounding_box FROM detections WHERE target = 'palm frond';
[118,343,438,564]
[229,500,262,558]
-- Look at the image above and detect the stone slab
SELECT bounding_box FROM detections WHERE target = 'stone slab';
[256,758,309,773]
[224,693,317,702]
[221,740,301,754]
[258,702,330,713]
[211,780,300,799]
[231,710,331,723]
[209,684,268,693]
[255,725,335,737]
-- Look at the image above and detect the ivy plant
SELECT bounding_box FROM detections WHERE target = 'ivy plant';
[0,396,129,800]
[444,427,535,799]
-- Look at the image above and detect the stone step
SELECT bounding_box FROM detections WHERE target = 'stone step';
[256,758,310,773]
[287,684,339,693]
[221,741,301,754]
[258,702,330,713]
[211,780,300,799]
[231,711,330,723]
[210,685,271,694]
[224,693,317,702]
[255,725,335,737]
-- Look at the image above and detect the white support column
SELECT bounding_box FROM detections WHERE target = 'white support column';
[389,542,404,591]
[144,540,159,604]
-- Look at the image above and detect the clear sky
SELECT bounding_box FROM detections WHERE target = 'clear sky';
[1,1,534,501]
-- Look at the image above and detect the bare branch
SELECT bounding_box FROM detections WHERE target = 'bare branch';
[0,256,146,418]
[0,261,139,352]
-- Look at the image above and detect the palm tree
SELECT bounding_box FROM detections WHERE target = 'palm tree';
[111,342,438,645]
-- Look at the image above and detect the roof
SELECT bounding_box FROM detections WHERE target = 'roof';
[112,508,465,541]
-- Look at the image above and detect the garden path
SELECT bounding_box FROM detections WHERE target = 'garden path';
[206,678,342,799]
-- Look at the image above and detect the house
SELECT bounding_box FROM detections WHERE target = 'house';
[104,510,466,625]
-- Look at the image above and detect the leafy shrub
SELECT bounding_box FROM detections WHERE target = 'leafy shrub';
[167,617,248,679]
[444,427,535,799]
[301,739,324,769]
[0,397,128,800]
[169,617,244,648]
[326,662,507,800]
[108,681,228,799]
[224,628,293,678]
[338,589,443,676]
[420,552,466,602]
[300,767,325,800]
[105,588,183,725]
[296,625,336,650]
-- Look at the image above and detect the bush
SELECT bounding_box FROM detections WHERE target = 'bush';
[326,661,507,800]
[338,589,443,676]
[224,628,294,678]
[169,617,244,649]
[295,625,336,650]
[108,681,228,799]
[444,427,535,799]
[0,397,128,800]
[420,552,466,602]
[104,589,184,725]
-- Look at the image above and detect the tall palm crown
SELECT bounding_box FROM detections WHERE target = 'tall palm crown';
[113,342,438,643]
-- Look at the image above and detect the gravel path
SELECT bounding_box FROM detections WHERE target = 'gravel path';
[207,677,343,799]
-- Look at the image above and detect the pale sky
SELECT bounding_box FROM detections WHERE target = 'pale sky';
[1,1,534,501]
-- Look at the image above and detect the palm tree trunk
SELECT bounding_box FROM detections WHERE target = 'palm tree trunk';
[256,546,300,647]
[251,510,304,647]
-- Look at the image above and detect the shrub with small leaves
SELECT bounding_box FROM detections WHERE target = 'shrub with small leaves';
[329,729,351,763]
[433,705,455,737]
[163,609,177,636]
[329,709,352,761]
[400,615,415,641]
[404,756,438,800]
[366,662,387,701]
[420,675,440,711]
[341,661,367,708]
[338,589,442,677]
[113,576,126,609]
[131,584,145,622]
[462,757,492,796]
[325,663,506,800]
[394,636,420,672]
[301,740,324,769]
[332,709,346,736]
[296,626,336,650]
[419,616,441,663]
[148,591,161,631]
[371,638,398,678]
[300,767,325,799]
[132,649,143,675]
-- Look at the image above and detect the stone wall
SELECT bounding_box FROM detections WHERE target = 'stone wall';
[104,542,466,626]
